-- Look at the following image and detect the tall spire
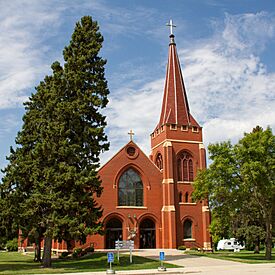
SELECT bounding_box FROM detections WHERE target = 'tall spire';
[158,20,192,128]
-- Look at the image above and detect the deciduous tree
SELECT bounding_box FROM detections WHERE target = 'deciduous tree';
[193,126,275,260]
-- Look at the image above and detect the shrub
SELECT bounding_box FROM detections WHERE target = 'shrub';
[59,251,70,259]
[190,247,198,251]
[178,245,186,250]
[72,247,86,258]
[84,246,94,253]
[72,248,82,258]
[6,238,18,251]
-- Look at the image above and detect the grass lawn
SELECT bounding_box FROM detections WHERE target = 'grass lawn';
[185,249,275,264]
[0,251,179,274]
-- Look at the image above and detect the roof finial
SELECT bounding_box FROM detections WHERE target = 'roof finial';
[166,19,176,36]
[128,129,135,141]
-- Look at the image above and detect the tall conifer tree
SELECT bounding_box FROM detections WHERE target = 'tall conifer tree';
[1,16,109,267]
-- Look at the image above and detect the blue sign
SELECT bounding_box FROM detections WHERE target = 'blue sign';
[159,251,165,261]
[107,252,114,263]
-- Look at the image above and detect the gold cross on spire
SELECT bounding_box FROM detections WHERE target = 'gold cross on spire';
[166,19,176,35]
[128,129,135,141]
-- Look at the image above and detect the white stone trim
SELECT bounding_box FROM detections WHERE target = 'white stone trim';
[199,143,205,149]
[179,202,196,205]
[183,238,196,241]
[152,139,203,151]
[161,205,175,212]
[116,206,147,209]
[162,178,174,184]
[163,141,172,147]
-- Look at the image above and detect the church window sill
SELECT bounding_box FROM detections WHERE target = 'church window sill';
[183,238,196,242]
[116,206,147,209]
[170,124,177,130]
[179,202,196,205]
[181,125,188,131]
[192,126,199,133]
[177,181,193,184]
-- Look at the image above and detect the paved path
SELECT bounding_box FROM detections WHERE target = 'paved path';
[36,249,275,275]
[133,249,275,274]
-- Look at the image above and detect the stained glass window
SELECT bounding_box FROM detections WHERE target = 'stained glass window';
[118,168,143,206]
[177,151,194,182]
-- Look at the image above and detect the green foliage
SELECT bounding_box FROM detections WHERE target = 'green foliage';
[6,238,18,251]
[177,245,186,250]
[84,246,94,253]
[193,126,275,260]
[59,251,70,259]
[72,248,84,258]
[0,16,109,267]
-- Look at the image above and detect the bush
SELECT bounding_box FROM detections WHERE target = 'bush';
[72,247,86,258]
[59,251,70,259]
[6,238,18,251]
[84,246,94,253]
[190,247,198,251]
[178,245,186,250]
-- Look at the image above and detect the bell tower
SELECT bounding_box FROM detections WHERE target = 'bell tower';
[150,21,211,249]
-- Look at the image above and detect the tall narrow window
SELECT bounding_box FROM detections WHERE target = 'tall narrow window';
[177,151,194,182]
[177,159,182,181]
[179,192,183,203]
[189,159,193,181]
[155,153,163,170]
[183,219,193,239]
[185,192,189,203]
[118,168,143,206]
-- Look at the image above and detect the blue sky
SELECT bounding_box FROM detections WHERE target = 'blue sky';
[1,0,275,176]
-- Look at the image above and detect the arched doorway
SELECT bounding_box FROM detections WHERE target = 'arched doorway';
[105,218,123,249]
[139,218,156,248]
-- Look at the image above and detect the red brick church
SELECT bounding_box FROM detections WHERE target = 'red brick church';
[19,26,211,252]
[85,30,211,250]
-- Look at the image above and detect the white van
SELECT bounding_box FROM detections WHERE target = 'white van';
[217,238,245,252]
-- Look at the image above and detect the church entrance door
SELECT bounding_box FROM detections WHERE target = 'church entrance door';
[139,218,156,248]
[105,218,123,249]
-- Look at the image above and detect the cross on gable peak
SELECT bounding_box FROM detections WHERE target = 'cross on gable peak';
[128,129,135,141]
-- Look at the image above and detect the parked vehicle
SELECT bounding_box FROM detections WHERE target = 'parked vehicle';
[217,238,245,252]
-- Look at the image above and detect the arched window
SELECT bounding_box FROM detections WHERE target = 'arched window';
[177,151,194,182]
[185,192,189,203]
[179,192,183,202]
[155,153,163,170]
[118,168,143,206]
[183,219,193,239]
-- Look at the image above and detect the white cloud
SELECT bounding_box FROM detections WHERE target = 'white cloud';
[0,0,64,109]
[100,12,275,165]
[181,12,275,147]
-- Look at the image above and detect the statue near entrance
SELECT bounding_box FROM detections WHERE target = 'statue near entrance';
[127,228,137,240]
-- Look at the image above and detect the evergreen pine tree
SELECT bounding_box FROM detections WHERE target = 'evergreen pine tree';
[1,16,109,267]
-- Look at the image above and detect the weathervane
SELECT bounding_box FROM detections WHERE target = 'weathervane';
[166,19,176,35]
[128,129,135,141]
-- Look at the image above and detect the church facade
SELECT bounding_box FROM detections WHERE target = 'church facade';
[86,32,211,250]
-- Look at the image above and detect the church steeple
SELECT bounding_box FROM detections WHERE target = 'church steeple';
[157,22,197,129]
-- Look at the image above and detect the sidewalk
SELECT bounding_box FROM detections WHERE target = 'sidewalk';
[36,249,275,275]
